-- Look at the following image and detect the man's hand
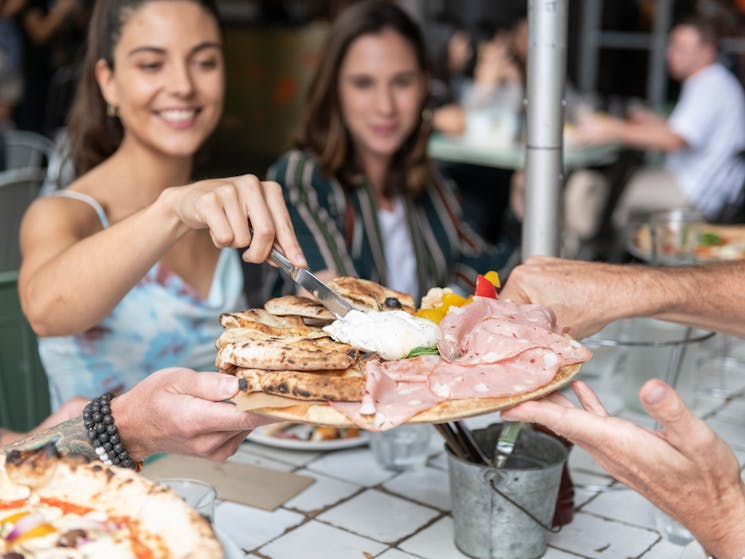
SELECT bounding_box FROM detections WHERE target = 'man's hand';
[112,368,276,462]
[501,256,642,339]
[502,380,745,558]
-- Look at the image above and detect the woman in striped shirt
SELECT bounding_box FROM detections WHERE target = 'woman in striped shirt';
[267,0,513,303]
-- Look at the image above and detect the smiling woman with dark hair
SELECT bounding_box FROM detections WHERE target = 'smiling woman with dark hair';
[268,0,512,304]
[18,0,306,409]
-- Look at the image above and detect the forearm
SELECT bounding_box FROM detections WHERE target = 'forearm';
[3,418,96,461]
[649,263,745,339]
[615,121,684,152]
[697,481,745,559]
[21,190,189,336]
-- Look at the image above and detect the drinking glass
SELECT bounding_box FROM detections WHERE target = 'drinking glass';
[653,507,694,546]
[368,424,432,471]
[156,478,216,523]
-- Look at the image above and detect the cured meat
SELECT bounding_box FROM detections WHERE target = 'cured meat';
[332,298,591,430]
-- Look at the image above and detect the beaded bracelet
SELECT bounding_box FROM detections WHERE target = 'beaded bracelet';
[83,392,142,471]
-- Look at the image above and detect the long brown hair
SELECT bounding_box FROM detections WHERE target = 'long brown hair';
[67,0,222,175]
[296,0,436,196]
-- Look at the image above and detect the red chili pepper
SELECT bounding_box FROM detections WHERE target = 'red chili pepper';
[474,274,498,299]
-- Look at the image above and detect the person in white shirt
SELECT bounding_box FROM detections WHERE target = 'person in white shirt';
[573,17,745,223]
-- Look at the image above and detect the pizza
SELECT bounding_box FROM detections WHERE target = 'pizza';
[0,444,222,558]
[216,276,591,431]
[631,223,745,263]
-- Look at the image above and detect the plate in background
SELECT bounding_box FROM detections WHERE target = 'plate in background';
[248,422,368,451]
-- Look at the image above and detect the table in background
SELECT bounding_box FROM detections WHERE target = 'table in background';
[212,338,745,559]
[428,134,619,171]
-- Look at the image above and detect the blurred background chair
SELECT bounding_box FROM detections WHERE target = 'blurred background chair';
[0,166,45,272]
[0,164,51,431]
[4,129,54,171]
[0,270,50,431]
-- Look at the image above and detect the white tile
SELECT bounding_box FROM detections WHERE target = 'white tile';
[259,520,386,559]
[640,538,688,559]
[571,470,613,490]
[382,467,451,510]
[241,440,322,467]
[574,487,600,508]
[542,547,586,559]
[581,488,657,530]
[307,448,396,486]
[284,469,361,513]
[399,517,471,559]
[547,512,659,558]
[317,489,439,543]
[214,502,304,551]
[228,448,295,472]
[568,446,608,477]
[376,549,425,559]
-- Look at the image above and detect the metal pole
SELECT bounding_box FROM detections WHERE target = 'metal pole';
[522,0,568,258]
[648,0,673,111]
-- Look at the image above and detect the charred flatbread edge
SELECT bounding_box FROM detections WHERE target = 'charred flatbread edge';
[233,361,582,427]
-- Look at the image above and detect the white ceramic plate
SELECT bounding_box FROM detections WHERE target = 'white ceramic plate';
[215,527,243,559]
[248,423,368,451]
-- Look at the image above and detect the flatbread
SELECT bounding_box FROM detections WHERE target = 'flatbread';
[327,276,416,313]
[215,325,327,349]
[220,309,307,330]
[216,337,358,371]
[0,445,221,558]
[233,366,365,401]
[264,295,336,321]
[236,362,582,427]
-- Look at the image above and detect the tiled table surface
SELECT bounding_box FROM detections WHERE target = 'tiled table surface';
[214,336,745,559]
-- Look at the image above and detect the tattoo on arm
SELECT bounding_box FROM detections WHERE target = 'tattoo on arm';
[3,418,98,461]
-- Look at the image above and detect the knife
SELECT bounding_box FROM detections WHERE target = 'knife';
[494,421,523,468]
[267,248,354,318]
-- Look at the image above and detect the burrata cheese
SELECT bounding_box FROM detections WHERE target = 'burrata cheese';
[323,310,439,360]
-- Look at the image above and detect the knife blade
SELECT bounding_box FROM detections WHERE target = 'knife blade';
[267,248,353,318]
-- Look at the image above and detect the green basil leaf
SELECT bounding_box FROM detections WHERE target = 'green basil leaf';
[405,346,440,358]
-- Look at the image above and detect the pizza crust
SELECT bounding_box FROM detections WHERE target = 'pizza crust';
[1,446,222,558]
[234,362,582,427]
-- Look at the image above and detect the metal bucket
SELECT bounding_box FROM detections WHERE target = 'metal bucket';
[446,424,567,559]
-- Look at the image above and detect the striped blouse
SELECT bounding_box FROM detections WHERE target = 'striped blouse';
[267,149,513,302]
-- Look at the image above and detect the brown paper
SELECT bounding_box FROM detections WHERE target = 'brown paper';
[232,391,324,411]
[142,454,314,511]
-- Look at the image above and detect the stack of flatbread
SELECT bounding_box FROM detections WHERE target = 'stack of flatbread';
[216,277,413,415]
[216,276,588,429]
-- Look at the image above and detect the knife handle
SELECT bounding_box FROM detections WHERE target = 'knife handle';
[248,225,296,278]
[268,248,296,279]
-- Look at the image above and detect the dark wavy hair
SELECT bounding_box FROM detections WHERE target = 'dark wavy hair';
[295,0,436,196]
[67,0,222,174]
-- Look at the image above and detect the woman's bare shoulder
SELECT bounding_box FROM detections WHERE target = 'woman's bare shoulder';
[24,172,108,238]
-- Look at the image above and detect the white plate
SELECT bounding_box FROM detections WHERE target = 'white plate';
[248,423,368,451]
[215,527,243,559]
